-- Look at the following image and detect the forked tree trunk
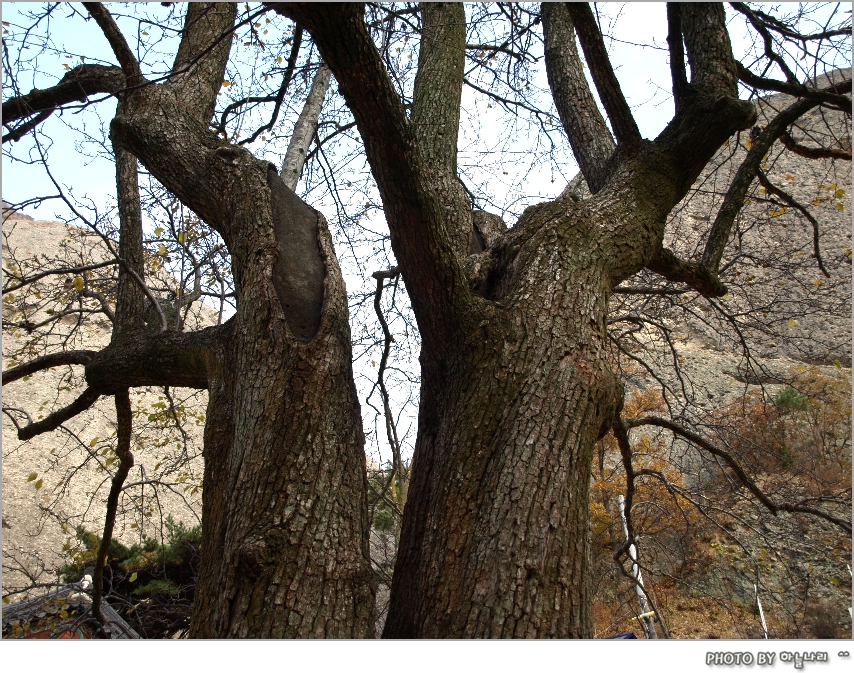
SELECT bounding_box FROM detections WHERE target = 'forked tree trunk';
[279,2,755,637]
[383,200,624,638]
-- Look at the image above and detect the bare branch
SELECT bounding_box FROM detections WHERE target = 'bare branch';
[217,25,303,143]
[566,2,641,149]
[3,259,119,294]
[666,4,689,112]
[79,288,116,322]
[82,3,144,87]
[779,131,851,161]
[112,144,147,335]
[730,2,799,85]
[2,109,54,144]
[2,350,99,385]
[281,63,332,190]
[736,62,852,109]
[2,64,125,125]
[542,2,615,193]
[755,169,829,277]
[92,388,134,626]
[626,416,851,533]
[17,387,101,441]
[646,247,727,298]
[701,91,831,272]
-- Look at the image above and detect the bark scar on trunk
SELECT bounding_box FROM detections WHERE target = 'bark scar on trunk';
[266,165,325,342]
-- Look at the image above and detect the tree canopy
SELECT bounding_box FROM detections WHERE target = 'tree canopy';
[2,2,851,639]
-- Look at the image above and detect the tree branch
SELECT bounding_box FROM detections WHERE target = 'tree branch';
[281,63,332,190]
[730,3,851,43]
[756,169,829,277]
[217,25,303,143]
[730,2,799,86]
[701,91,831,272]
[84,322,227,393]
[542,2,615,193]
[666,3,689,113]
[736,62,852,109]
[566,2,641,149]
[779,131,851,161]
[92,388,134,626]
[681,4,740,98]
[112,143,147,335]
[646,246,728,297]
[82,3,144,87]
[2,350,100,385]
[3,258,119,294]
[2,64,125,125]
[78,288,116,322]
[169,3,237,125]
[17,387,101,441]
[2,109,54,144]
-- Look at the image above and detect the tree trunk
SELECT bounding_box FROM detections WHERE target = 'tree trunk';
[95,3,375,637]
[187,199,374,637]
[383,200,623,637]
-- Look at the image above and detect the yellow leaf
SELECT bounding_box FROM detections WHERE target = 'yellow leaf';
[758,187,766,194]
[222,80,231,87]
[27,472,38,482]
[142,31,149,36]
[785,174,795,180]
[811,197,823,205]
[176,232,187,244]
[73,276,84,291]
[62,63,70,71]
[2,596,9,604]
[89,437,99,447]
[837,203,844,211]
[789,319,796,326]
[34,479,43,490]
[813,280,823,287]
[836,189,845,198]
[157,244,168,256]
[129,572,138,583]
[277,56,282,64]
[153,227,164,236]
[745,138,753,149]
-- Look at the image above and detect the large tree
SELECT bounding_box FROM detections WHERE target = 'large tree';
[2,2,850,638]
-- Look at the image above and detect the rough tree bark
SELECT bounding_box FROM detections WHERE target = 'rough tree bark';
[276,1,757,637]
